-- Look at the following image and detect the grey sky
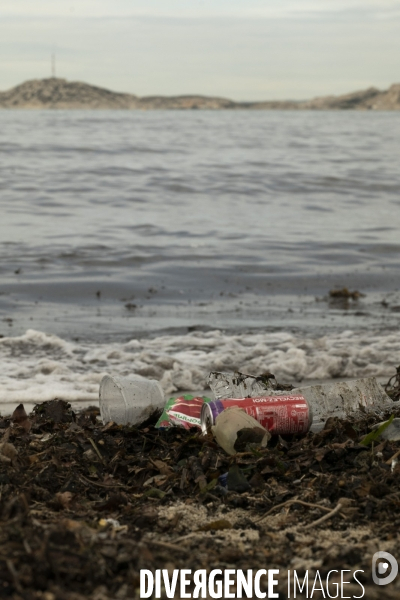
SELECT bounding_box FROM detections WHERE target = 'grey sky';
[1,0,399,100]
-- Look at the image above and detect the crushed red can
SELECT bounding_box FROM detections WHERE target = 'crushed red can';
[201,395,312,435]
[155,395,212,429]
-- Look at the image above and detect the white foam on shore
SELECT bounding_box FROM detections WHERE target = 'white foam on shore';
[0,328,398,411]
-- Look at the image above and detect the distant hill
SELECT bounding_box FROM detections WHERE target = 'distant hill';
[0,77,399,110]
[302,84,400,110]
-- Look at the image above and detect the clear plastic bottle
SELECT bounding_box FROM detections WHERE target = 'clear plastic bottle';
[99,374,165,425]
[292,378,393,432]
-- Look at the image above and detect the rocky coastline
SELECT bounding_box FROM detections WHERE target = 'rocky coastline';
[0,77,399,110]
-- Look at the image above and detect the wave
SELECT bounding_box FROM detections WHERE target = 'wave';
[0,328,398,409]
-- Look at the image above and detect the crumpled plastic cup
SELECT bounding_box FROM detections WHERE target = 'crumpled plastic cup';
[99,374,165,426]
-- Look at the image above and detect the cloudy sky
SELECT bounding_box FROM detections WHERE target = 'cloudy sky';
[1,0,400,100]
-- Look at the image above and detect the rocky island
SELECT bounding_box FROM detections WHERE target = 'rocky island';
[0,77,399,110]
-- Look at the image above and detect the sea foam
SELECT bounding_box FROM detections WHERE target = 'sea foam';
[0,328,398,413]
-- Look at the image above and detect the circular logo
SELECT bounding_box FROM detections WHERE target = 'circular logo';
[372,552,398,585]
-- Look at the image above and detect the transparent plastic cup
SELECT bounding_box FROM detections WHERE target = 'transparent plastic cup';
[99,374,165,426]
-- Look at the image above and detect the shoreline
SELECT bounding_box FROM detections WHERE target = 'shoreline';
[1,326,398,415]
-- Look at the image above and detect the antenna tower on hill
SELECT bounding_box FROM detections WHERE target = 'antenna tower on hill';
[51,52,56,78]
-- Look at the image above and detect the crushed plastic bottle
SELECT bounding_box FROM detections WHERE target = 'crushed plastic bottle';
[208,373,393,433]
[99,374,165,426]
[208,371,276,400]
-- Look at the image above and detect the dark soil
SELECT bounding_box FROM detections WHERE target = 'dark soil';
[1,396,400,599]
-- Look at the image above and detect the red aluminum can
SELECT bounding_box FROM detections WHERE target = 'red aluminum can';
[201,395,312,435]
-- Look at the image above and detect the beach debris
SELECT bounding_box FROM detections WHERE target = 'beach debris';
[206,372,393,436]
[385,365,400,401]
[32,399,73,423]
[368,416,400,442]
[11,403,31,433]
[0,393,400,597]
[98,370,393,439]
[124,302,137,311]
[206,406,270,455]
[0,440,18,464]
[155,394,212,429]
[208,372,393,431]
[208,370,278,399]
[360,415,395,445]
[201,395,311,437]
[99,374,165,426]
[97,368,393,447]
[329,288,364,301]
[315,287,366,307]
[291,377,393,432]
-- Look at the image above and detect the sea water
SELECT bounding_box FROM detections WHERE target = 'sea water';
[0,109,399,410]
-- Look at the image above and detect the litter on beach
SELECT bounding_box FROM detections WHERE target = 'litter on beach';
[1,364,400,597]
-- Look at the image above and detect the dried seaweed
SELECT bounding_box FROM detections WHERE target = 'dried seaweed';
[1,378,400,598]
